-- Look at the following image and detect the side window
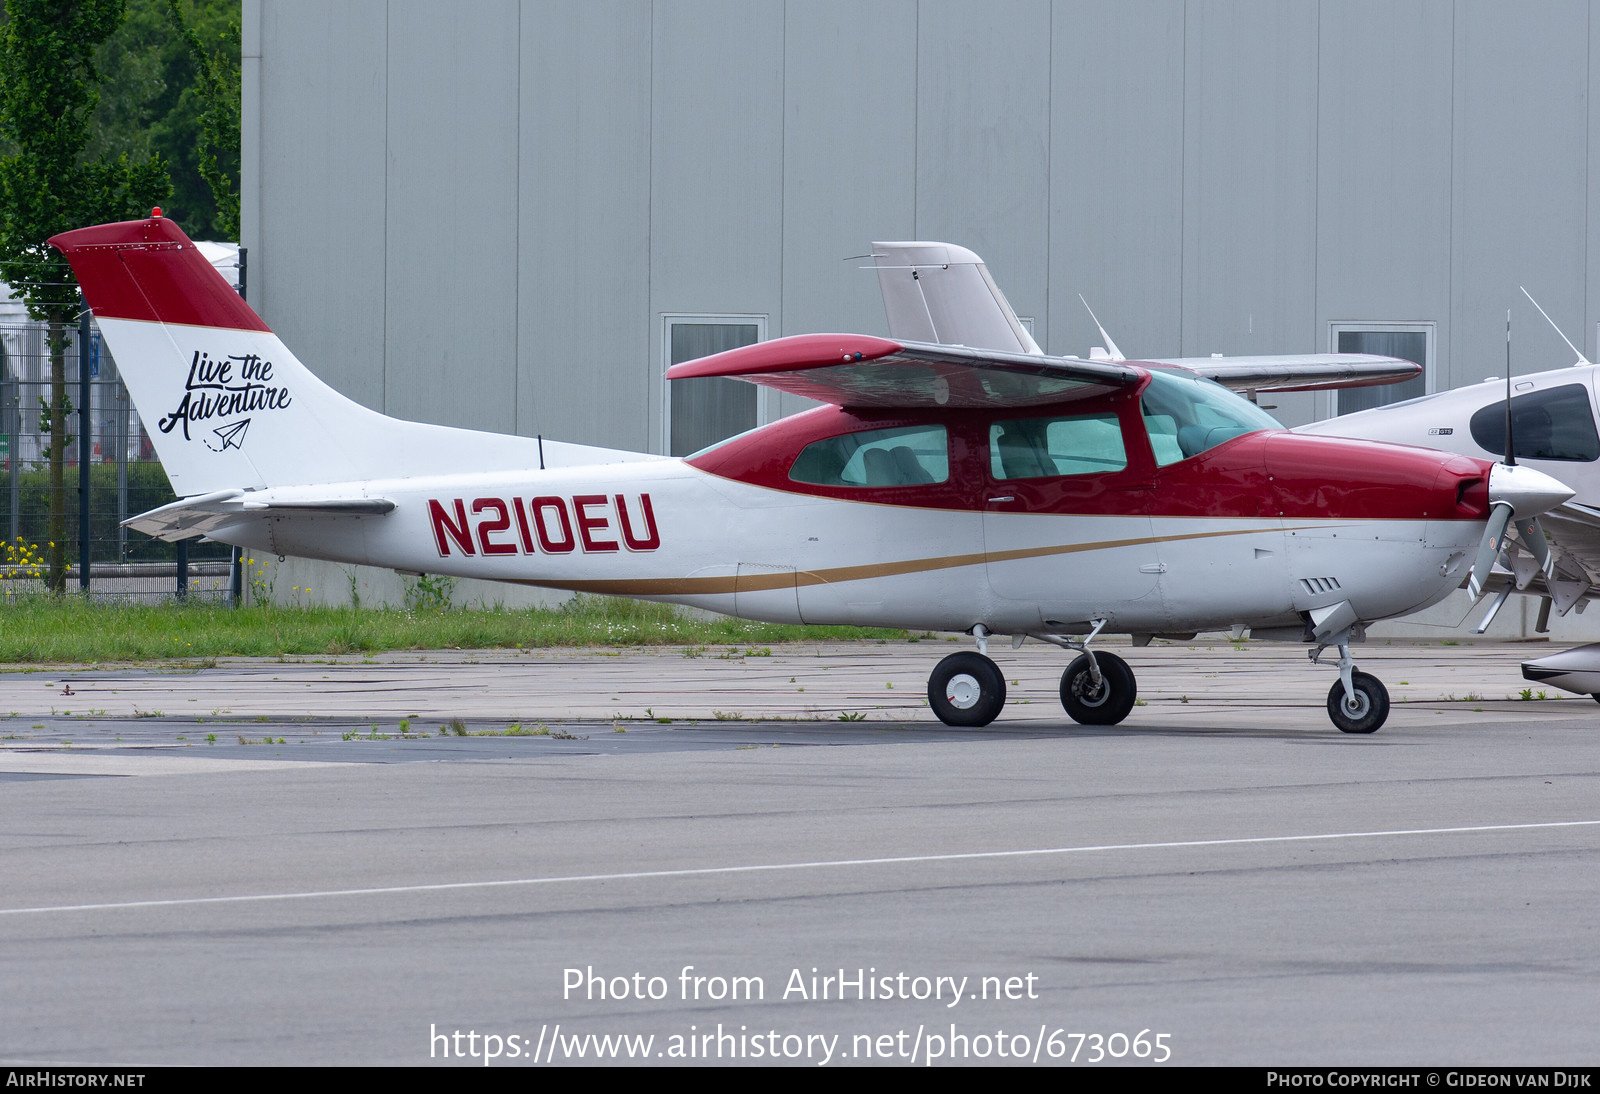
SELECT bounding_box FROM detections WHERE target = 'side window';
[789,424,949,487]
[1468,384,1600,462]
[989,414,1127,479]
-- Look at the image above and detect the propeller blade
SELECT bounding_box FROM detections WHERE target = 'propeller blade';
[1468,503,1514,601]
[1513,516,1556,579]
[1472,465,1573,599]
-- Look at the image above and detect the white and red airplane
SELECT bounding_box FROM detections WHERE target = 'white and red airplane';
[49,215,1576,733]
[870,242,1600,702]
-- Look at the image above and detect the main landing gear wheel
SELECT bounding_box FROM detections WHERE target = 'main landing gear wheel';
[928,652,1007,727]
[1059,652,1137,726]
[1327,671,1390,734]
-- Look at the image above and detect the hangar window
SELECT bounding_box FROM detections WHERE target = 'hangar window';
[989,414,1127,479]
[1468,384,1600,462]
[1330,325,1431,415]
[789,425,949,487]
[665,316,765,457]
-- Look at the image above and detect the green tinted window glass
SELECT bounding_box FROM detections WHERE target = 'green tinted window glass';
[790,425,949,487]
[989,414,1127,479]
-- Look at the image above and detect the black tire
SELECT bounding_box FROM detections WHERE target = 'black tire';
[1327,671,1389,734]
[928,652,1007,727]
[1059,652,1137,726]
[1591,694,1600,705]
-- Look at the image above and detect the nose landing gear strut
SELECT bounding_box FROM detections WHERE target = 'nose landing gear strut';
[1312,636,1390,734]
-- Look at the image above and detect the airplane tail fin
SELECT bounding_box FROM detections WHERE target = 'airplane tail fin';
[871,241,1042,355]
[50,215,649,498]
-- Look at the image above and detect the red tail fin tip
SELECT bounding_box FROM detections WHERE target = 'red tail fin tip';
[49,216,267,333]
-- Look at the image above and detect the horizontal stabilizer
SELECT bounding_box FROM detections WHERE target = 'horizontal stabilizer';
[666,333,1140,409]
[1146,354,1420,393]
[126,490,396,541]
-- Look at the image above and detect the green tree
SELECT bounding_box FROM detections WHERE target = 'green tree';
[163,0,237,238]
[75,0,238,240]
[0,0,169,591]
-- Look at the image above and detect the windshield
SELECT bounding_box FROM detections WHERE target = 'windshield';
[1141,368,1281,466]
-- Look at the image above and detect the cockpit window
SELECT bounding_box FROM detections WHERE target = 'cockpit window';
[1141,368,1281,466]
[989,414,1127,479]
[1467,383,1600,462]
[789,424,949,487]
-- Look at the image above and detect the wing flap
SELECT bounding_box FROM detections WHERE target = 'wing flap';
[1146,354,1421,393]
[666,333,1142,409]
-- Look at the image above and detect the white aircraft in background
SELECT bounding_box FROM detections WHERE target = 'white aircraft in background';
[869,241,1600,700]
[1295,299,1600,699]
[48,215,1574,733]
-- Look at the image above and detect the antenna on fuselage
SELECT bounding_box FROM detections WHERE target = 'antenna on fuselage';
[1520,286,1592,366]
[1078,295,1125,362]
[1480,307,1559,605]
[1505,310,1515,466]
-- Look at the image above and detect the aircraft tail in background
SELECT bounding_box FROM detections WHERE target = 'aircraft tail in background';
[871,241,1043,356]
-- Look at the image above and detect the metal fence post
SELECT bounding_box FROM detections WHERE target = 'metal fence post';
[116,372,128,561]
[176,538,188,600]
[232,247,247,608]
[77,307,90,591]
[2,348,15,548]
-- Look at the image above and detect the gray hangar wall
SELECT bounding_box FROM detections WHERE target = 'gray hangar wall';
[242,1,1600,449]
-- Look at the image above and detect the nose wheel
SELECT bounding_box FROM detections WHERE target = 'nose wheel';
[1059,651,1138,725]
[1327,670,1389,734]
[927,652,1007,727]
[1312,638,1391,734]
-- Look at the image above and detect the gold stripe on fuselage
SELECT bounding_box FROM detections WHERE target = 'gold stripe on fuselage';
[508,524,1329,596]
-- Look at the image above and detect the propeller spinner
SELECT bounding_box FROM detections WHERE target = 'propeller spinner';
[1467,463,1573,600]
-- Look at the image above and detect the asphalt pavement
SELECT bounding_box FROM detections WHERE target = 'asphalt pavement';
[2,638,1596,1066]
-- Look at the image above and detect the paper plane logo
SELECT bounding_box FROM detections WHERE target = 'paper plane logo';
[206,418,250,452]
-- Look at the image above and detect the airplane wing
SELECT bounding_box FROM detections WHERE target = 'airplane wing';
[1142,354,1422,393]
[1526,501,1600,602]
[1457,499,1600,630]
[1536,501,1600,574]
[865,242,1420,396]
[666,333,1142,410]
[125,490,397,541]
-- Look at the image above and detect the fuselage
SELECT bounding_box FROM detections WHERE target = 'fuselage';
[219,373,1494,637]
[43,215,1500,643]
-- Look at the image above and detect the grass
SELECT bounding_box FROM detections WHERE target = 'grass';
[0,593,901,663]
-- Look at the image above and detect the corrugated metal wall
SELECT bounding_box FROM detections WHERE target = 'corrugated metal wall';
[242,0,1600,443]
